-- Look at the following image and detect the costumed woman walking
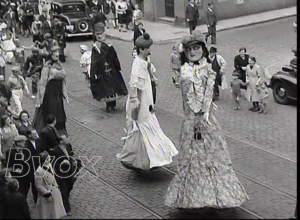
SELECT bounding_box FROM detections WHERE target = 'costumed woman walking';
[116,33,178,172]
[33,46,69,136]
[89,23,128,113]
[164,30,249,209]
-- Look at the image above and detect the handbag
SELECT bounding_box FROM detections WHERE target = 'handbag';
[221,74,229,90]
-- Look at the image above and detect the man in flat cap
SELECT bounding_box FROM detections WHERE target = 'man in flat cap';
[79,45,92,84]
[90,22,128,112]
[38,32,58,56]
[23,47,46,98]
[6,135,31,199]
[7,66,30,115]
[208,46,226,100]
[117,32,178,172]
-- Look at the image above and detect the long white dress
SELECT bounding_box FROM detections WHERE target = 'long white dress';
[116,56,178,171]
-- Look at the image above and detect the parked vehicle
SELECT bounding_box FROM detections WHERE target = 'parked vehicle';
[28,0,39,15]
[50,0,93,38]
[270,64,297,105]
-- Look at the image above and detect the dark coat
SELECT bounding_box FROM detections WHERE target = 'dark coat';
[234,54,249,84]
[7,148,31,183]
[133,28,145,45]
[15,121,33,136]
[0,83,12,104]
[24,138,45,176]
[50,143,75,179]
[90,42,128,102]
[42,20,55,36]
[2,191,31,219]
[185,4,199,21]
[40,125,59,152]
[206,8,217,26]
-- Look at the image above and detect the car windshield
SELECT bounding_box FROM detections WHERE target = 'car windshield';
[62,4,85,13]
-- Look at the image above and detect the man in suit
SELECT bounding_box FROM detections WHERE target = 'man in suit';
[185,0,199,34]
[23,128,45,204]
[20,0,34,37]
[40,114,60,152]
[3,6,17,34]
[6,135,31,199]
[50,135,76,215]
[42,14,55,36]
[205,2,217,44]
[1,179,31,219]
[39,6,48,23]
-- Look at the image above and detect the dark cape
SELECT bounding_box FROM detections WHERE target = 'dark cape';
[89,42,128,102]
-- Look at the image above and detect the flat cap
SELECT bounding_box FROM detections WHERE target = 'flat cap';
[80,45,88,51]
[14,135,27,142]
[135,33,153,48]
[11,66,21,72]
[94,22,105,33]
[181,29,206,48]
[44,33,52,38]
[209,46,217,53]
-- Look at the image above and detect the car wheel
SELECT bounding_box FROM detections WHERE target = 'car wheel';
[78,21,89,32]
[272,81,289,105]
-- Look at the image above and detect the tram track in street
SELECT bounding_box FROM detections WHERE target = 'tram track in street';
[66,93,295,219]
[67,93,296,202]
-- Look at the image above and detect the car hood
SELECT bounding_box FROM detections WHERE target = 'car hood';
[63,13,87,19]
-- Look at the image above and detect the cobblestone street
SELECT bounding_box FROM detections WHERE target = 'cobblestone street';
[17,16,297,219]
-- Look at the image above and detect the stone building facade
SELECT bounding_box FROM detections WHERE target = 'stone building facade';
[131,0,296,27]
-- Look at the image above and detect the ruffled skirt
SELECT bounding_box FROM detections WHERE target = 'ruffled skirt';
[164,112,249,209]
[116,113,178,171]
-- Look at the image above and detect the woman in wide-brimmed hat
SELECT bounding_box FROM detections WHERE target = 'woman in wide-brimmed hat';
[164,30,249,210]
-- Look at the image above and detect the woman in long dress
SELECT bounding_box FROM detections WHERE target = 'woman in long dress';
[164,30,249,209]
[116,33,178,172]
[33,46,69,136]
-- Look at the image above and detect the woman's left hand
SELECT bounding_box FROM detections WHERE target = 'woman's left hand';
[203,112,212,126]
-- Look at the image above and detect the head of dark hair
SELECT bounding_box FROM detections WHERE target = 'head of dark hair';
[26,128,36,138]
[46,114,56,125]
[7,179,19,192]
[18,110,30,121]
[249,56,256,63]
[239,47,247,53]
[0,115,9,128]
[180,42,210,65]
[39,151,49,165]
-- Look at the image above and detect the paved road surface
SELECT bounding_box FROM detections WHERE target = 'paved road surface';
[14,16,296,219]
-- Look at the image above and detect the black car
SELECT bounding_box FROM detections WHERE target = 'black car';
[270,64,297,105]
[50,0,93,38]
[28,0,39,15]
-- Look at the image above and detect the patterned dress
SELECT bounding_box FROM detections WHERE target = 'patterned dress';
[164,58,249,209]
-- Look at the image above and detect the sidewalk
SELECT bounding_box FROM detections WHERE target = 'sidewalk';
[106,6,296,43]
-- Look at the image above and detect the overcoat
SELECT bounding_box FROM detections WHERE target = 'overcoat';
[34,166,67,219]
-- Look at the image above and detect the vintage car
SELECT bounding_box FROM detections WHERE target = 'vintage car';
[50,0,93,38]
[28,0,39,15]
[270,64,297,105]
